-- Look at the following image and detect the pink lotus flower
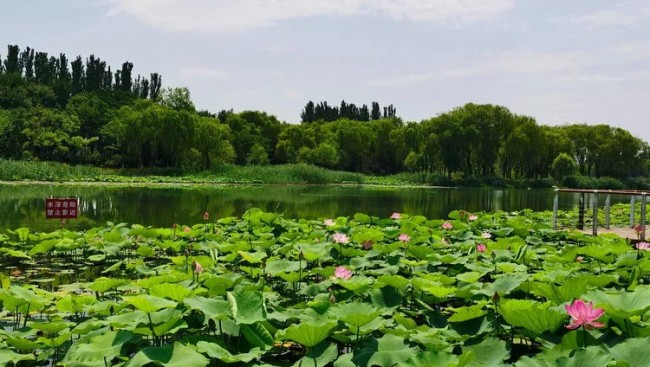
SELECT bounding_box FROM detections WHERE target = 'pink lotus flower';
[324,218,335,227]
[481,231,492,239]
[332,233,349,244]
[334,266,352,280]
[477,244,487,252]
[635,224,644,234]
[193,261,203,274]
[398,233,410,243]
[441,221,453,230]
[636,242,650,250]
[183,226,191,233]
[203,211,209,220]
[362,240,374,250]
[468,214,478,221]
[390,212,401,220]
[576,256,585,262]
[565,299,605,330]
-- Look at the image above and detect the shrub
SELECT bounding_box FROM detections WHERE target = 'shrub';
[597,176,624,190]
[562,175,598,189]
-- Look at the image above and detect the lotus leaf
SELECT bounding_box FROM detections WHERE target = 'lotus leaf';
[124,341,209,367]
[279,321,337,347]
[123,294,176,313]
[227,290,266,324]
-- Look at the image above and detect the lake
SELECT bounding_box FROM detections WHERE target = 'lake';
[0,183,632,231]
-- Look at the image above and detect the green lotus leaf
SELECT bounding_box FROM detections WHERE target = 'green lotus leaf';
[265,259,301,275]
[460,337,509,367]
[123,294,177,314]
[107,310,148,329]
[409,329,450,351]
[555,347,612,367]
[0,248,31,259]
[88,277,127,294]
[31,321,72,334]
[57,294,97,314]
[585,286,650,319]
[196,341,264,363]
[403,350,459,367]
[352,228,384,243]
[477,273,529,297]
[241,322,274,349]
[514,348,571,367]
[456,272,482,284]
[369,286,403,308]
[337,276,374,293]
[38,332,71,348]
[330,302,381,329]
[448,303,487,323]
[424,285,457,299]
[293,341,338,367]
[28,238,57,255]
[375,275,410,292]
[238,250,267,264]
[150,283,192,302]
[0,349,36,366]
[124,341,209,367]
[183,296,231,321]
[134,309,187,336]
[227,290,266,324]
[0,273,10,288]
[276,271,307,283]
[294,243,329,261]
[609,337,650,367]
[5,335,42,351]
[278,321,336,348]
[498,299,566,335]
[408,245,435,261]
[354,333,419,367]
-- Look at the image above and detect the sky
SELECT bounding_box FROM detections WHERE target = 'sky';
[2,0,650,141]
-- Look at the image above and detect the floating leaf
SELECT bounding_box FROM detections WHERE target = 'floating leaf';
[123,294,177,314]
[354,333,419,367]
[279,321,337,347]
[124,342,209,367]
[227,290,266,324]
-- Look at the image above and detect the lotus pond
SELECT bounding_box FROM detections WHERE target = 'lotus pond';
[1,208,650,366]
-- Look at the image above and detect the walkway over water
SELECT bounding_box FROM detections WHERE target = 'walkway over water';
[553,188,648,241]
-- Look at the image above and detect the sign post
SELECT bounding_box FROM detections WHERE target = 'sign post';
[46,197,79,228]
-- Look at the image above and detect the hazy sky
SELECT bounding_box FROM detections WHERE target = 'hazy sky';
[2,1,650,141]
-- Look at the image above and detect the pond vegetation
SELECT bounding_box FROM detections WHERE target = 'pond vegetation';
[1,207,650,366]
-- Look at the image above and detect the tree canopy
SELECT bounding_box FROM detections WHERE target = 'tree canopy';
[1,44,648,182]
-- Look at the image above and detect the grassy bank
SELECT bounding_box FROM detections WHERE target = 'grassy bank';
[0,159,590,188]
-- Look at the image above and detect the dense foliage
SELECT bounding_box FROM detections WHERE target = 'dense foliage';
[2,208,650,366]
[1,44,649,184]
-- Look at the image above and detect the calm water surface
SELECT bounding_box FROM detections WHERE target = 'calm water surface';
[0,183,632,231]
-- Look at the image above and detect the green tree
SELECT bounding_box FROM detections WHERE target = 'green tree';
[247,143,269,165]
[159,87,195,112]
[193,116,234,169]
[551,153,577,182]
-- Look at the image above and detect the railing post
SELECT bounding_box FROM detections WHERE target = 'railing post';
[578,193,585,230]
[642,194,647,241]
[553,190,559,230]
[592,191,598,236]
[630,196,636,228]
[605,194,611,230]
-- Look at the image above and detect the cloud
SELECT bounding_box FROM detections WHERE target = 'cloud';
[178,67,229,80]
[367,40,650,87]
[566,1,650,28]
[102,0,515,33]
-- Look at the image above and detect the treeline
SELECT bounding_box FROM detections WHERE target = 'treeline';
[1,44,649,183]
[301,100,397,123]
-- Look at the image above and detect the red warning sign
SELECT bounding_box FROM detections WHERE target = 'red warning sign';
[45,198,79,219]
